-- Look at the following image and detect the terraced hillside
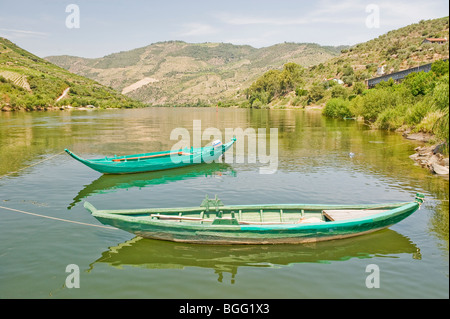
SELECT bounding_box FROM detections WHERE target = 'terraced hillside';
[0,70,31,92]
[0,37,144,111]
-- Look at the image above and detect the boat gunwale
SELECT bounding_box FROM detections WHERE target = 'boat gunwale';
[85,201,419,230]
[66,138,235,165]
[65,138,236,174]
[86,201,413,214]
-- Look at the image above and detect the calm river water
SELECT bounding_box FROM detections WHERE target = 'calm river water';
[0,107,448,299]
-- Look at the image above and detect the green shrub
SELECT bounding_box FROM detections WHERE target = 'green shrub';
[307,84,325,104]
[431,60,449,76]
[352,82,366,95]
[433,110,449,143]
[252,98,263,109]
[349,95,364,116]
[432,75,449,110]
[323,98,353,118]
[374,104,408,130]
[295,87,308,96]
[330,85,349,99]
[404,98,433,125]
[403,71,436,96]
[357,87,399,121]
[416,110,445,133]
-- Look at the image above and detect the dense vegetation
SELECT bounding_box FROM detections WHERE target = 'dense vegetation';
[0,37,144,111]
[243,17,449,109]
[323,60,449,144]
[245,62,306,108]
[242,17,449,144]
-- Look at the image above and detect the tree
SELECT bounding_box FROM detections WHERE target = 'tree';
[295,87,308,96]
[307,84,325,104]
[342,64,354,76]
[246,62,306,105]
[331,85,349,99]
[352,82,366,95]
[246,69,281,104]
[323,98,353,118]
[403,71,436,96]
[280,62,305,93]
[431,60,449,77]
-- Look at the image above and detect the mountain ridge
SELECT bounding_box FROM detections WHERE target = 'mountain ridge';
[45,41,345,105]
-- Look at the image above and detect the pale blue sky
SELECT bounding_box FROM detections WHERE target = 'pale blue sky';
[0,0,448,58]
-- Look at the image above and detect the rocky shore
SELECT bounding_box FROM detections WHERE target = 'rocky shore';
[404,132,449,176]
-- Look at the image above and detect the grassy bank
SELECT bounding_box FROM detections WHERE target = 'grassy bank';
[323,60,449,146]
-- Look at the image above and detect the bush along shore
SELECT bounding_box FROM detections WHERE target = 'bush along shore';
[322,60,449,176]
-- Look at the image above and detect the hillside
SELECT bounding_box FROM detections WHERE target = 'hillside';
[0,37,144,111]
[307,17,449,85]
[241,17,449,150]
[45,41,344,106]
[251,16,449,108]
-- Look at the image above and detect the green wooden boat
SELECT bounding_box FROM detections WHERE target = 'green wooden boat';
[65,137,236,174]
[84,193,425,245]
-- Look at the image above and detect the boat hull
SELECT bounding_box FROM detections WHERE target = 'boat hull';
[85,200,421,245]
[66,138,235,174]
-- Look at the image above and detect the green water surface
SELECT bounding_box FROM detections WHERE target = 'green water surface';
[0,107,448,299]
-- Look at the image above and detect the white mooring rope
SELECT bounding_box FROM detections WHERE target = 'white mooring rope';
[0,205,116,230]
[0,151,66,179]
[0,151,116,230]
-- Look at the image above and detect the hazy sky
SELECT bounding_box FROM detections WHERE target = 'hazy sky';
[0,0,448,58]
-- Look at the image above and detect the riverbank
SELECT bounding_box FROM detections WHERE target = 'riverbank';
[1,104,128,111]
[410,144,449,176]
[403,132,449,176]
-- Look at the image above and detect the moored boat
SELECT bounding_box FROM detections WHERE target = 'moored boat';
[65,137,236,174]
[84,193,425,244]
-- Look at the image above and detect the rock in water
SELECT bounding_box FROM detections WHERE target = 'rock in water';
[432,163,449,175]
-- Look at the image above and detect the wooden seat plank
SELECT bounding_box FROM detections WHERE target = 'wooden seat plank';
[323,210,387,221]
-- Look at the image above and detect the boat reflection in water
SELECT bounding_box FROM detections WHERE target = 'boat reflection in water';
[68,163,235,209]
[89,230,420,284]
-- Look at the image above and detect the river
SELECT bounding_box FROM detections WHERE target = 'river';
[0,107,448,298]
